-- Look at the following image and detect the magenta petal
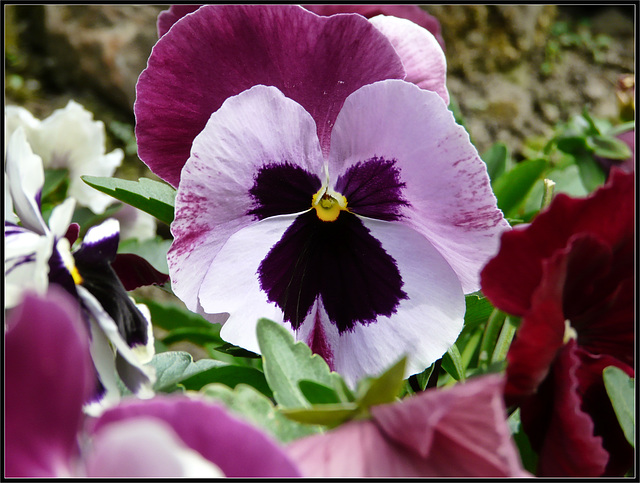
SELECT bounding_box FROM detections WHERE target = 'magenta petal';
[89,396,301,477]
[5,288,94,477]
[135,4,404,186]
[304,4,445,49]
[156,4,200,37]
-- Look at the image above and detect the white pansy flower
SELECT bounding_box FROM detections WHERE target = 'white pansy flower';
[5,100,124,214]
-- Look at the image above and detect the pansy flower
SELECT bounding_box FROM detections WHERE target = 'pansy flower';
[5,101,123,214]
[481,169,634,476]
[4,127,165,414]
[5,288,301,478]
[168,79,509,385]
[287,374,529,477]
[137,4,447,188]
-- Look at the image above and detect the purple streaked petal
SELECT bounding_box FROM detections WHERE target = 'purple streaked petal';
[89,396,301,477]
[169,85,323,314]
[301,217,464,386]
[5,127,47,235]
[5,288,94,478]
[198,215,297,353]
[85,418,224,477]
[111,253,169,291]
[369,15,449,104]
[135,4,404,186]
[4,227,53,308]
[329,80,509,294]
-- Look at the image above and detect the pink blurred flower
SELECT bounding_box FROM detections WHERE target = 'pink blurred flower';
[4,288,300,478]
[287,375,530,477]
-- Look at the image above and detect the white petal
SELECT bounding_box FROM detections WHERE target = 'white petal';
[5,127,47,235]
[48,197,77,239]
[4,227,52,309]
[197,214,298,353]
[28,100,123,214]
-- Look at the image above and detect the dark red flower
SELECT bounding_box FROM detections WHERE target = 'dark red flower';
[480,168,634,476]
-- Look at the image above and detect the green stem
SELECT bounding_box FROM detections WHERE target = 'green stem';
[491,315,519,364]
[478,308,506,368]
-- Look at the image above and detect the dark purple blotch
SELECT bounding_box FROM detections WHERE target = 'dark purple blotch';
[258,210,407,333]
[335,156,409,221]
[248,162,321,220]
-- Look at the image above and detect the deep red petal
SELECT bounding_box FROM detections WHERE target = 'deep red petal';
[111,253,169,291]
[526,341,610,476]
[575,349,634,476]
[481,169,633,315]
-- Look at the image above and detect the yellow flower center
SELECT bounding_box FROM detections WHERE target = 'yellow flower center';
[563,319,577,344]
[57,238,83,285]
[312,186,348,222]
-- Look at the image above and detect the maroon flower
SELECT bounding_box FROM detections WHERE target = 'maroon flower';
[480,168,634,476]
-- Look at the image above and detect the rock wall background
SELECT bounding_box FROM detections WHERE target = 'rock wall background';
[5,5,635,177]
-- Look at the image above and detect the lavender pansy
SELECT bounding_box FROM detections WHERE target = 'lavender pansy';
[169,80,509,385]
[137,4,447,187]
[5,101,123,214]
[5,289,301,478]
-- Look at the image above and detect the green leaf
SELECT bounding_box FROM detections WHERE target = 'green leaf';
[464,292,495,331]
[603,366,635,447]
[180,364,272,397]
[574,150,606,192]
[508,408,539,474]
[522,164,589,215]
[481,142,509,182]
[491,315,519,364]
[81,176,176,225]
[357,356,407,408]
[556,135,589,154]
[161,327,225,347]
[118,237,171,274]
[441,345,465,381]
[587,134,632,160]
[414,363,436,391]
[478,308,506,368]
[201,383,321,442]
[256,318,348,408]
[147,351,226,393]
[298,380,342,405]
[280,403,360,428]
[135,298,214,331]
[492,158,548,217]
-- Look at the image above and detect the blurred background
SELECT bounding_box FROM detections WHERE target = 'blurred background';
[5,5,634,178]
